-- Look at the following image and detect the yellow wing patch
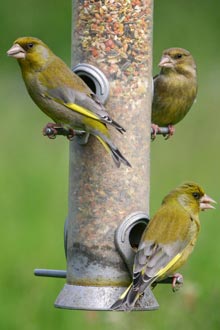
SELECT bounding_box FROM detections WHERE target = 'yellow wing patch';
[64,102,100,121]
[96,135,111,153]
[119,283,133,300]
[156,253,182,278]
[45,91,100,121]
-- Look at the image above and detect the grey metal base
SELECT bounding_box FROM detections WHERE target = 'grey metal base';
[54,284,159,311]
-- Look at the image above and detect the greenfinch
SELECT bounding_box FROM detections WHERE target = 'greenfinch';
[152,48,197,139]
[111,182,215,311]
[7,37,131,168]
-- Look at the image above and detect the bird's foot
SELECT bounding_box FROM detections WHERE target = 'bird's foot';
[164,125,175,140]
[172,273,183,292]
[65,128,75,140]
[43,122,61,139]
[151,124,161,140]
[42,123,75,140]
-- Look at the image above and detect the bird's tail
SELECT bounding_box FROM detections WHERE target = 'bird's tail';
[84,116,131,167]
[110,119,126,134]
[110,283,140,311]
[93,130,131,168]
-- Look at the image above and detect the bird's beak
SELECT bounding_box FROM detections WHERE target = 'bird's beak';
[200,194,216,211]
[158,55,174,68]
[7,44,26,59]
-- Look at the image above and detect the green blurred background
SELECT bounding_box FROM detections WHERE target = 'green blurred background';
[1,0,220,329]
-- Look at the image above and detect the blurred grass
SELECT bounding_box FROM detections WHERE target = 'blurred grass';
[1,0,220,329]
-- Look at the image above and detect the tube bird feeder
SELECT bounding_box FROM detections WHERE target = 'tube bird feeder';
[53,0,156,310]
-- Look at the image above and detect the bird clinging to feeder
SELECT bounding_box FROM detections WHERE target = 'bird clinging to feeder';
[151,47,197,139]
[7,37,131,168]
[111,182,215,311]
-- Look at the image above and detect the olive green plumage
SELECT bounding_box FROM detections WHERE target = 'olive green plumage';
[152,48,197,132]
[7,37,130,167]
[111,182,215,311]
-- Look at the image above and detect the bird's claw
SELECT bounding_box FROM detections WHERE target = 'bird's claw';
[66,128,75,140]
[151,124,175,140]
[151,124,161,140]
[172,273,183,292]
[43,122,59,139]
[42,123,75,140]
[164,125,175,140]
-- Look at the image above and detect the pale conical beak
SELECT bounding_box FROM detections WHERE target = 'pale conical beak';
[200,194,216,211]
[7,44,26,59]
[158,55,174,68]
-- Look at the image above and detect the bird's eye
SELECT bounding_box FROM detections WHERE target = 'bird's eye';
[175,53,183,59]
[192,192,200,200]
[27,43,34,49]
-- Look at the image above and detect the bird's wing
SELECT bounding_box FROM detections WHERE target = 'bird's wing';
[45,86,103,120]
[45,86,125,133]
[133,239,186,290]
[133,203,193,289]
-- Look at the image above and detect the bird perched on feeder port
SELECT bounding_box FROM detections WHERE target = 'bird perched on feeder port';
[111,182,216,311]
[151,47,197,139]
[7,37,131,168]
